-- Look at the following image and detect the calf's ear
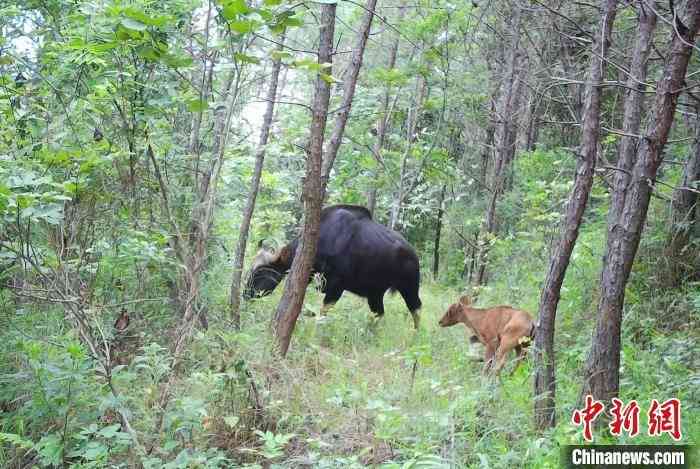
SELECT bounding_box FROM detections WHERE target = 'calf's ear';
[459,295,472,306]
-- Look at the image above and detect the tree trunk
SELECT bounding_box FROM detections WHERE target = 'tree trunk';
[229,36,285,328]
[582,1,700,404]
[367,3,405,215]
[533,0,619,431]
[480,101,496,192]
[390,149,409,230]
[189,2,214,184]
[608,3,657,224]
[474,5,522,287]
[524,94,541,152]
[390,74,426,230]
[322,0,377,196]
[665,112,700,285]
[174,64,240,352]
[367,188,378,217]
[274,3,335,357]
[432,185,446,278]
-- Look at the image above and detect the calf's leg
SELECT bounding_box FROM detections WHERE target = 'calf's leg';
[494,334,520,375]
[482,340,497,374]
[510,344,527,376]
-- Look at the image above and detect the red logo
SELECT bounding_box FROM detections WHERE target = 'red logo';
[609,398,640,437]
[572,395,605,442]
[572,397,682,441]
[648,398,682,441]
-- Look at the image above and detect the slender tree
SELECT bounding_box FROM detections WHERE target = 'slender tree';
[665,106,700,285]
[390,73,427,230]
[274,3,336,357]
[607,3,657,224]
[433,185,446,277]
[474,5,523,287]
[533,0,619,429]
[229,37,285,328]
[582,0,700,403]
[367,3,406,216]
[322,0,377,196]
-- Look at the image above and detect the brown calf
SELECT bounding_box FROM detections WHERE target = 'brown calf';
[439,296,535,375]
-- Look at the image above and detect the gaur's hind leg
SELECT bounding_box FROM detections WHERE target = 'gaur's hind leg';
[398,287,422,329]
[367,292,386,318]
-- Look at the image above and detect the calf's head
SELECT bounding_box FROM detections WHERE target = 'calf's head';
[439,304,463,327]
[244,245,292,299]
[438,296,473,327]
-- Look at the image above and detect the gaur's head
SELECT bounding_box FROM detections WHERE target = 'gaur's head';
[243,244,292,299]
[438,296,472,327]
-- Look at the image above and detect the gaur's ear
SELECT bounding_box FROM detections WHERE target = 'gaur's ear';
[459,295,472,306]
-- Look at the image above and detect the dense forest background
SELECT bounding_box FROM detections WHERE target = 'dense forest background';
[0,0,698,467]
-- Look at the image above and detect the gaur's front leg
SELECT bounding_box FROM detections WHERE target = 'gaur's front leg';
[320,287,344,316]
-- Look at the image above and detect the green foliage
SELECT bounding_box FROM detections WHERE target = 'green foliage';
[1,0,699,467]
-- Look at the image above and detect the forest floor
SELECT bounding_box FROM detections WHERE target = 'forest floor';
[186,280,699,467]
[1,279,697,468]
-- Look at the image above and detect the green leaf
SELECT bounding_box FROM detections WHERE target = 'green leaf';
[97,424,122,439]
[136,45,160,61]
[291,58,331,72]
[0,55,14,65]
[222,0,251,20]
[0,432,34,450]
[263,0,283,5]
[82,441,108,460]
[234,52,260,64]
[123,7,172,27]
[228,19,259,34]
[186,98,209,112]
[115,24,143,41]
[271,50,292,61]
[271,10,303,32]
[320,73,340,84]
[121,18,147,31]
[282,15,303,27]
[163,53,193,68]
[35,434,63,466]
[66,341,84,359]
[88,41,118,53]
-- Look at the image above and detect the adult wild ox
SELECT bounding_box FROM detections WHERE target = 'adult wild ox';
[245,205,422,328]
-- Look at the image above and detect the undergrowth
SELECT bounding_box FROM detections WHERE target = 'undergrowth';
[0,149,697,467]
[1,273,697,467]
